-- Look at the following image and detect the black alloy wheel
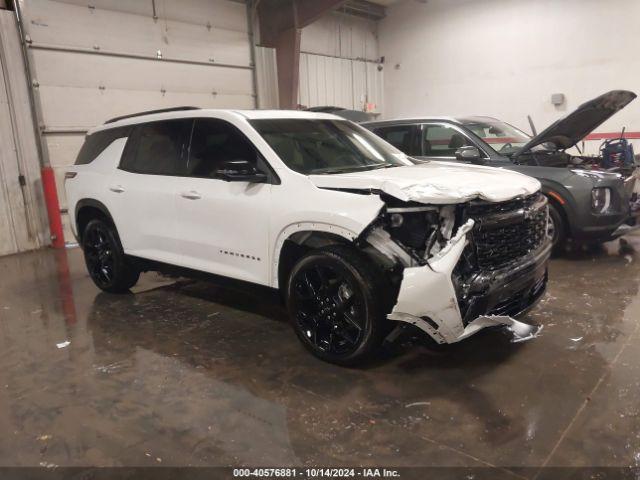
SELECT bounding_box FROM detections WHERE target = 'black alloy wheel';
[82,219,140,293]
[84,222,115,288]
[287,246,387,365]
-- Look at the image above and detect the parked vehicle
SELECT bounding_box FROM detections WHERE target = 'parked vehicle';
[363,90,638,252]
[65,107,550,365]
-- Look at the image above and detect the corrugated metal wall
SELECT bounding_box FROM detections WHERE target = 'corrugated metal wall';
[0,11,48,256]
[298,53,382,112]
[298,11,383,113]
[255,46,278,109]
[19,0,256,241]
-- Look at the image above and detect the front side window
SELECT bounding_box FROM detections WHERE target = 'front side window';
[186,119,262,178]
[423,124,472,157]
[120,119,192,175]
[372,125,421,156]
[250,119,414,175]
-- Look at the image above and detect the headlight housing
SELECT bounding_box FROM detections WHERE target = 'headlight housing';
[591,187,611,213]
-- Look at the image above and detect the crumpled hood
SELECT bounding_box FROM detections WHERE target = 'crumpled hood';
[309,161,540,204]
[516,90,636,155]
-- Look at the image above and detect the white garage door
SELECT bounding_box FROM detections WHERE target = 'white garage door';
[19,0,256,240]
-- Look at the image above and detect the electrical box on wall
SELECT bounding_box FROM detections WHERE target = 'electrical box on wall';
[551,93,565,106]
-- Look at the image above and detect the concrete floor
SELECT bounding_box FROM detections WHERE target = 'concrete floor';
[1,236,640,478]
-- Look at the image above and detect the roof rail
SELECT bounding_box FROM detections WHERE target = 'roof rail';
[105,106,200,124]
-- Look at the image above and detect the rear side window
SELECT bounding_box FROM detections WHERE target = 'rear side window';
[74,126,132,165]
[119,119,192,175]
[372,125,420,156]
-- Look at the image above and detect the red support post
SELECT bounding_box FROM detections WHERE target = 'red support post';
[41,166,65,248]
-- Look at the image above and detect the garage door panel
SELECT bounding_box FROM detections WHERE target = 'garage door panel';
[44,133,84,169]
[164,21,250,67]
[39,86,254,127]
[25,0,251,67]
[20,0,255,245]
[31,50,252,94]
[55,0,247,32]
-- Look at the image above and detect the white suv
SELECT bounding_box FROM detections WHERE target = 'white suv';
[65,107,551,365]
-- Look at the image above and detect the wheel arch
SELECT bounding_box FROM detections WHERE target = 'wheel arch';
[539,183,575,238]
[272,223,360,290]
[75,199,117,243]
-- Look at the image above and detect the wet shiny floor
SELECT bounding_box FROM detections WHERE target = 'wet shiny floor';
[1,236,640,477]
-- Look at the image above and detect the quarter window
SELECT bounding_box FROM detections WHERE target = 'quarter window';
[75,126,132,165]
[423,124,472,157]
[120,119,192,175]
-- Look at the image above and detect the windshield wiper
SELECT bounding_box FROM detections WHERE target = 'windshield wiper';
[314,164,396,174]
[369,164,398,170]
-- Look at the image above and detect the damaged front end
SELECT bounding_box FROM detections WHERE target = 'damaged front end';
[361,192,551,344]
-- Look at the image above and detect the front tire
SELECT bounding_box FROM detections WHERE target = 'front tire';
[82,219,140,293]
[547,202,566,254]
[286,245,388,366]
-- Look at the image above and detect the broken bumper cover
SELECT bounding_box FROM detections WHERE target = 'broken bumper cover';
[387,222,551,344]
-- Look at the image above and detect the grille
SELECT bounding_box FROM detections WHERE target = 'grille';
[468,193,548,271]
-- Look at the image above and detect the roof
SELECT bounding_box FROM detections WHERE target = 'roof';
[90,108,343,135]
[362,115,500,127]
[232,109,341,120]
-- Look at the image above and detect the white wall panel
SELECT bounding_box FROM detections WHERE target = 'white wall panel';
[380,0,640,154]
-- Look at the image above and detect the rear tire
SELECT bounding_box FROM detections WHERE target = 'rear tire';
[286,245,389,366]
[82,219,140,293]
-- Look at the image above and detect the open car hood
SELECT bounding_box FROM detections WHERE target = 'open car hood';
[516,90,636,155]
[309,161,540,204]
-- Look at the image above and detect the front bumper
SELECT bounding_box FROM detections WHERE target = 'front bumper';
[573,173,638,242]
[387,221,551,344]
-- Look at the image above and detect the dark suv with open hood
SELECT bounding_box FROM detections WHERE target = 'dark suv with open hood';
[364,90,638,251]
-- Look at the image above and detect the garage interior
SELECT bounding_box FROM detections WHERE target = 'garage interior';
[1,0,640,477]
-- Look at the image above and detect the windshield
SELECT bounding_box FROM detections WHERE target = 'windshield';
[462,119,537,156]
[250,119,415,175]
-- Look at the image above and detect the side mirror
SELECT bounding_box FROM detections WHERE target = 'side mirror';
[214,159,268,183]
[455,146,484,164]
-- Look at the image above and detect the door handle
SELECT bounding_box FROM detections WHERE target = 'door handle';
[180,191,202,200]
[109,185,125,193]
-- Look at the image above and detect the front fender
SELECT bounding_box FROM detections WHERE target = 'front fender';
[506,164,587,237]
[538,179,580,235]
[269,177,385,288]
